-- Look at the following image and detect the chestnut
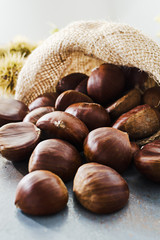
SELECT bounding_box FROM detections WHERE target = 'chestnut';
[36,111,89,149]
[131,142,140,159]
[0,97,28,127]
[15,170,68,215]
[28,92,58,111]
[65,102,110,131]
[84,127,132,173]
[56,72,88,94]
[55,90,93,111]
[106,88,141,120]
[143,86,160,111]
[87,63,125,105]
[122,67,148,91]
[29,139,82,182]
[23,106,55,125]
[0,122,41,161]
[134,140,160,182]
[112,104,160,140]
[73,163,129,214]
[75,77,88,95]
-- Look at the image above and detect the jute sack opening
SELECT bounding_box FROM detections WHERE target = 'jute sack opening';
[15,20,160,145]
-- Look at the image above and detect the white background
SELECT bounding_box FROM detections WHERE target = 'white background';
[0,0,160,44]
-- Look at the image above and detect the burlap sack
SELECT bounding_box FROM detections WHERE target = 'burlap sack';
[15,20,160,145]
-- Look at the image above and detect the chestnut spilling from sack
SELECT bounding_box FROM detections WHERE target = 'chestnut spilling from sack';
[0,62,160,216]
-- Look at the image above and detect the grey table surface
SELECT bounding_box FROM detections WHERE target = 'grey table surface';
[0,155,160,240]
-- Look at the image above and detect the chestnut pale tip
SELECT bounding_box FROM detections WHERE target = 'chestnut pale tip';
[53,120,66,128]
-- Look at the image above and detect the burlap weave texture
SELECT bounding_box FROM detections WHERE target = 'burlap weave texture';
[15,20,160,105]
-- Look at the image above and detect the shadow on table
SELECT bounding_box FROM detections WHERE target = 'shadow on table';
[14,160,160,233]
[122,164,160,205]
[16,205,69,230]
[71,164,160,224]
[13,160,29,176]
[74,194,130,222]
[69,178,130,225]
[15,182,73,230]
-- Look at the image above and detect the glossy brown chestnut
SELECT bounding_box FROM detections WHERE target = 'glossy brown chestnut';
[106,88,141,120]
[28,92,58,111]
[73,163,129,214]
[143,86,160,111]
[112,104,160,140]
[36,111,89,149]
[75,77,88,95]
[0,97,28,127]
[84,127,132,173]
[23,106,55,125]
[131,142,140,159]
[134,140,160,182]
[0,122,41,161]
[122,67,148,91]
[15,170,68,215]
[87,63,125,105]
[55,90,93,111]
[29,139,82,182]
[65,102,110,131]
[56,72,88,94]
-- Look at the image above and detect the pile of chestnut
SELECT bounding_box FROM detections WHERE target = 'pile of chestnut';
[0,63,160,216]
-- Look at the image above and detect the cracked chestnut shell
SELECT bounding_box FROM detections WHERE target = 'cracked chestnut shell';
[87,63,125,105]
[55,90,93,111]
[134,140,160,182]
[84,127,132,173]
[0,122,41,161]
[23,106,55,125]
[15,170,68,215]
[36,111,89,149]
[0,97,28,127]
[28,92,58,111]
[73,163,129,214]
[112,104,160,140]
[106,88,141,120]
[84,127,132,172]
[56,72,88,94]
[29,139,82,182]
[65,102,110,131]
[143,86,160,111]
